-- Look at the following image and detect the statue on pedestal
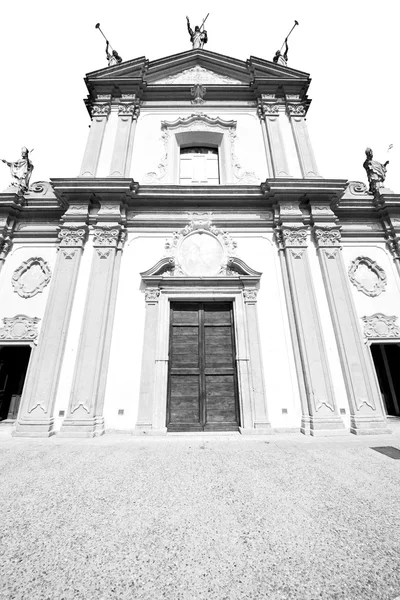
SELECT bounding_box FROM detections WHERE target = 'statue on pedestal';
[1,147,34,194]
[363,148,389,194]
[105,41,122,66]
[186,15,208,49]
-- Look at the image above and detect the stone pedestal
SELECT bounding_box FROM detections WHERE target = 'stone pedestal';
[59,221,124,437]
[313,223,389,434]
[14,224,88,437]
[277,221,345,435]
[79,96,111,177]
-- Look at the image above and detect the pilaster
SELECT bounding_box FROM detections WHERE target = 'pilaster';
[109,95,140,177]
[276,201,344,435]
[311,206,390,434]
[79,95,111,177]
[59,202,126,437]
[258,95,291,177]
[286,98,320,178]
[0,193,21,273]
[14,207,90,437]
[374,192,400,280]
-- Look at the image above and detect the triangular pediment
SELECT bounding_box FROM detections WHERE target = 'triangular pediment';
[152,65,244,86]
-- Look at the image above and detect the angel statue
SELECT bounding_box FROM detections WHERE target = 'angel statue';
[1,147,34,194]
[363,147,389,194]
[186,15,208,49]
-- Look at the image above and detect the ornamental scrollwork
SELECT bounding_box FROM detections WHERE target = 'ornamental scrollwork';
[91,103,111,117]
[280,226,309,248]
[0,314,40,343]
[348,256,387,297]
[12,257,52,299]
[313,226,342,248]
[286,103,307,117]
[118,103,140,118]
[362,314,400,339]
[58,226,88,248]
[93,226,121,248]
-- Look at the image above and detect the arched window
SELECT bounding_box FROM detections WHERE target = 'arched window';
[179,146,220,185]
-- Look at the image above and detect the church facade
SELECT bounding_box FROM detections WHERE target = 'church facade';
[1,49,400,437]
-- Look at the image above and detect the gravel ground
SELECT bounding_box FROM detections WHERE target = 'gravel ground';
[1,430,400,600]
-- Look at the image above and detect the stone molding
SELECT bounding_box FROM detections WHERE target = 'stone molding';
[362,313,400,339]
[0,314,40,343]
[313,226,342,248]
[348,256,387,297]
[58,226,88,248]
[11,257,52,299]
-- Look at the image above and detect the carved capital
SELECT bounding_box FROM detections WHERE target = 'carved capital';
[58,226,88,248]
[243,289,258,302]
[92,225,122,248]
[362,313,400,339]
[91,103,111,117]
[0,314,40,344]
[145,288,160,303]
[278,226,309,248]
[286,103,307,117]
[0,236,12,261]
[118,103,140,118]
[313,226,342,248]
[385,232,400,260]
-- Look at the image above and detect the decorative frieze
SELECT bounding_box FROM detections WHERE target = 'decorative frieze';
[12,257,52,298]
[362,314,400,339]
[313,226,342,248]
[0,314,40,343]
[348,257,387,297]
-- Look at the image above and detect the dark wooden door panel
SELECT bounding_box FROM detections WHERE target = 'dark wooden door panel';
[167,302,239,431]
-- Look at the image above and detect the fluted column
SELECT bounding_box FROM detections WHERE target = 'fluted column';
[258,95,291,177]
[286,99,320,178]
[79,95,111,177]
[109,95,140,177]
[60,213,125,437]
[14,218,89,437]
[277,218,344,435]
[312,222,389,434]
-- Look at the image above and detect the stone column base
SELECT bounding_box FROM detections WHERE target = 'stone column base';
[13,418,55,438]
[301,415,347,436]
[132,426,167,436]
[58,416,105,438]
[239,423,273,435]
[350,415,391,435]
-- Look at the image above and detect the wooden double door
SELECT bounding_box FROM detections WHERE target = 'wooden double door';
[167,302,240,431]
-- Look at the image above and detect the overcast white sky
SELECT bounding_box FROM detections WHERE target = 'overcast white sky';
[0,0,398,192]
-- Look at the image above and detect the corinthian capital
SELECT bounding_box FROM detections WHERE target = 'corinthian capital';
[313,226,342,248]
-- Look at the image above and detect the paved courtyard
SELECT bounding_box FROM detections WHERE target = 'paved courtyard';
[1,427,400,600]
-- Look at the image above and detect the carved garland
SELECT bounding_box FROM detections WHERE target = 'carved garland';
[348,257,387,297]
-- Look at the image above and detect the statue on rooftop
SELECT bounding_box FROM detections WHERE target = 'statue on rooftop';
[273,20,299,67]
[186,15,208,49]
[363,148,389,194]
[1,147,34,194]
[95,23,122,67]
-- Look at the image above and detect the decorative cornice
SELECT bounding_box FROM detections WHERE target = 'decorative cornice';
[313,226,342,248]
[362,313,400,339]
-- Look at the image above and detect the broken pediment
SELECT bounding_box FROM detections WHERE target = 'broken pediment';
[141,215,262,280]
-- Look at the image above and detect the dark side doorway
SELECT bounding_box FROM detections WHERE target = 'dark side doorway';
[0,346,31,420]
[370,343,400,416]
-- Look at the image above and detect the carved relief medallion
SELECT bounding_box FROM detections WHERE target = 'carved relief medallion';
[348,257,387,297]
[0,314,40,343]
[362,314,400,338]
[179,232,224,276]
[12,257,52,298]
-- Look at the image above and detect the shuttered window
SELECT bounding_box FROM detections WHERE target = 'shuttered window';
[179,147,220,185]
